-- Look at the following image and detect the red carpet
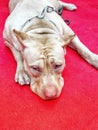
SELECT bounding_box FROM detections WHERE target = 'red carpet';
[0,0,98,129]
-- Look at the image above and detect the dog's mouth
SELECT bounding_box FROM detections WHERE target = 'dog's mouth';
[30,75,64,100]
[31,87,61,100]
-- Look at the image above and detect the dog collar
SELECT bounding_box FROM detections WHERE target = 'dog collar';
[21,6,63,30]
[36,5,63,19]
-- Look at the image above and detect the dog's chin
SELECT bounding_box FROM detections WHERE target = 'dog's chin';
[30,77,64,100]
[30,86,63,100]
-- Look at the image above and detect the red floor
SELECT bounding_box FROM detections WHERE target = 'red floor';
[0,0,98,129]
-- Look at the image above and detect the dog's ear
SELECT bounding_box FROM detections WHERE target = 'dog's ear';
[13,29,30,50]
[13,29,29,40]
[61,34,75,47]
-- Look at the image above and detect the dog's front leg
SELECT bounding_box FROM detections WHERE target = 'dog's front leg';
[70,36,98,69]
[59,1,77,11]
[62,22,98,69]
[10,47,31,85]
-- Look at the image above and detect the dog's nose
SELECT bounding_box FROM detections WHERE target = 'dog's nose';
[44,86,57,99]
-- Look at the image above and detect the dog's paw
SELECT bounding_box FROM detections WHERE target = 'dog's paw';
[88,54,98,69]
[15,71,31,85]
[92,55,98,69]
[66,4,77,11]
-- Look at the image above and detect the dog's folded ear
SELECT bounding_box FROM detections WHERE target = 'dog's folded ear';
[61,34,75,47]
[13,29,32,51]
[13,29,29,41]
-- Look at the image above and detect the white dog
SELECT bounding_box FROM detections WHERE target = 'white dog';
[3,0,98,100]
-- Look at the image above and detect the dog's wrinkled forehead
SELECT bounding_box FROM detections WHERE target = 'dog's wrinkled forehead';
[23,42,65,66]
[40,43,64,58]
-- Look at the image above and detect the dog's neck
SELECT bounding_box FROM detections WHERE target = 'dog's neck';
[22,18,59,35]
[21,6,62,34]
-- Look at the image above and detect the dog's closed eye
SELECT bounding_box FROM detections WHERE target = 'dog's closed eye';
[54,64,62,69]
[53,64,63,72]
[32,66,41,71]
[30,66,42,76]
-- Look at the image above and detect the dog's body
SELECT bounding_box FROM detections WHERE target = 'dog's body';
[3,0,98,99]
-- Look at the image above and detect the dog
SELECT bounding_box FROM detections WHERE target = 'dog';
[3,0,98,100]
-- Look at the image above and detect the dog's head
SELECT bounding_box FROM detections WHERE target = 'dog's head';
[14,29,75,100]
